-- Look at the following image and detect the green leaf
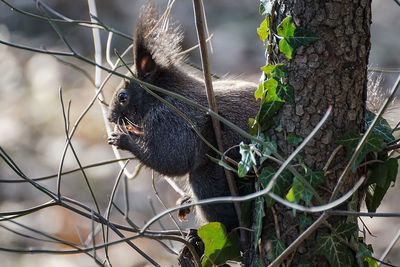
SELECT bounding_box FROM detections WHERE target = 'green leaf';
[365,158,398,212]
[314,232,354,267]
[252,134,277,164]
[302,168,324,204]
[267,234,286,260]
[238,142,257,177]
[253,196,265,250]
[287,168,324,204]
[364,257,378,267]
[278,83,294,103]
[261,64,288,78]
[299,214,312,230]
[264,78,279,93]
[286,177,304,203]
[248,117,259,135]
[255,83,265,100]
[286,133,303,146]
[279,38,294,59]
[259,0,273,16]
[336,131,361,157]
[334,222,357,240]
[365,110,395,143]
[287,28,318,48]
[259,167,293,207]
[277,16,295,38]
[366,158,398,187]
[257,18,270,42]
[258,100,284,130]
[198,222,241,267]
[337,131,387,171]
[356,242,372,258]
[276,17,317,58]
[261,64,277,75]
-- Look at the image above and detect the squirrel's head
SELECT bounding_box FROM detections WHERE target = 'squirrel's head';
[108,4,183,135]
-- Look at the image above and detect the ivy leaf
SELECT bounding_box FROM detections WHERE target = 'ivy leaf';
[366,158,398,187]
[286,133,303,146]
[364,257,378,267]
[337,131,386,171]
[277,16,295,37]
[258,80,284,130]
[314,232,354,267]
[253,196,265,250]
[258,100,284,130]
[336,131,361,158]
[365,109,395,143]
[198,222,241,267]
[279,38,294,59]
[252,133,277,164]
[257,18,270,42]
[248,117,259,135]
[299,214,312,230]
[261,64,288,78]
[255,83,264,100]
[238,142,257,177]
[334,222,357,240]
[287,28,318,48]
[356,242,373,258]
[259,0,273,16]
[265,231,286,261]
[365,158,398,212]
[278,83,295,103]
[277,17,317,58]
[286,177,304,203]
[261,64,277,75]
[287,168,324,204]
[259,167,293,207]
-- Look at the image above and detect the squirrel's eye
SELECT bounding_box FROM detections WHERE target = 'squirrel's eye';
[118,92,128,103]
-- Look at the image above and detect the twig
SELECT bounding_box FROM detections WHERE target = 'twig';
[323,145,343,172]
[0,0,132,40]
[379,229,400,266]
[0,157,135,183]
[140,176,365,233]
[151,171,184,236]
[192,0,244,243]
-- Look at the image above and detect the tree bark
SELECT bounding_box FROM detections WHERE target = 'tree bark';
[262,0,371,265]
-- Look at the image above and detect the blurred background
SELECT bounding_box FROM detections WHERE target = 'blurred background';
[0,0,399,266]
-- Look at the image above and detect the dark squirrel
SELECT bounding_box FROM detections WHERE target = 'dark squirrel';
[108,5,258,231]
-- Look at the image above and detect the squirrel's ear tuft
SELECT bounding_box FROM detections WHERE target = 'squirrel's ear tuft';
[133,3,183,75]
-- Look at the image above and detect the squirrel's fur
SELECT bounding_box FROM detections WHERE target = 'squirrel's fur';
[108,4,258,231]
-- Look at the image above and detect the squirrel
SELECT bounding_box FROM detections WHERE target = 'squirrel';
[107,4,259,231]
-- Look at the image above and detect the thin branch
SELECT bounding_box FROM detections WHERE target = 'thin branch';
[0,0,132,40]
[140,176,365,233]
[151,171,184,236]
[192,0,244,242]
[379,229,400,266]
[327,210,400,217]
[0,157,135,183]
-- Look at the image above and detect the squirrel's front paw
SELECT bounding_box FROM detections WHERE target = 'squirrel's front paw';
[108,132,131,150]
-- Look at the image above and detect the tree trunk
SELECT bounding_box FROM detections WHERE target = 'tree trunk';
[261,0,371,265]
